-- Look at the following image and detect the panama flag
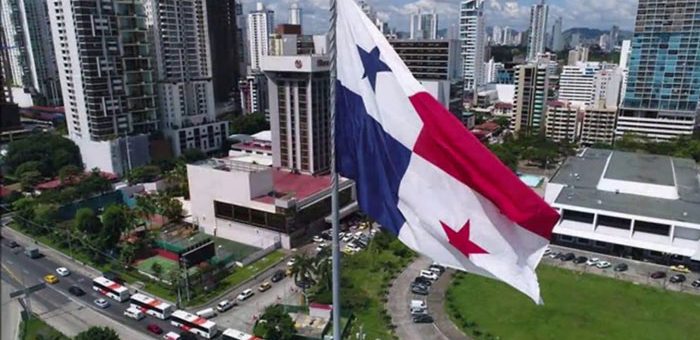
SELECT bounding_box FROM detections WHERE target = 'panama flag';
[335,0,560,303]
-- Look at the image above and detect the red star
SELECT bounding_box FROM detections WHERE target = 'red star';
[440,220,488,258]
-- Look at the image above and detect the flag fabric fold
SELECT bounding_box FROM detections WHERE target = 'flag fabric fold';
[334,0,560,303]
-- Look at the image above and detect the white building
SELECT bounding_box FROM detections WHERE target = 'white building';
[145,0,228,156]
[559,63,602,105]
[551,16,563,52]
[618,40,632,105]
[239,74,267,117]
[459,0,486,91]
[546,149,700,263]
[247,2,274,71]
[527,0,549,61]
[289,2,301,26]
[545,100,583,142]
[48,0,157,175]
[409,10,438,40]
[484,58,504,84]
[491,25,502,45]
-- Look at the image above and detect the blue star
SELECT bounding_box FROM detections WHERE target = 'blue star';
[358,46,391,91]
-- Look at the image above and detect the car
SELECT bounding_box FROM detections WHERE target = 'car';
[147,323,163,335]
[412,314,434,323]
[354,231,363,237]
[560,253,576,261]
[341,235,352,242]
[315,243,328,252]
[338,232,345,238]
[419,270,438,280]
[312,235,324,243]
[410,307,427,315]
[669,274,686,283]
[596,261,611,269]
[650,271,666,279]
[68,286,85,296]
[7,240,19,248]
[429,264,445,274]
[586,257,600,266]
[573,256,588,264]
[237,289,254,301]
[411,286,429,295]
[43,274,59,284]
[670,265,691,273]
[548,251,560,259]
[691,279,700,288]
[543,248,552,256]
[94,298,110,309]
[414,277,432,286]
[258,282,272,292]
[410,282,428,291]
[216,299,235,312]
[271,270,285,283]
[56,267,70,277]
[287,258,297,267]
[614,263,628,272]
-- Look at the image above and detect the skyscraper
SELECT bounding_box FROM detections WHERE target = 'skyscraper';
[513,63,550,133]
[48,0,157,175]
[145,0,228,156]
[492,26,503,45]
[617,0,700,141]
[527,0,549,61]
[248,2,274,71]
[289,2,301,26]
[551,16,564,52]
[459,0,486,91]
[206,0,241,109]
[409,10,438,40]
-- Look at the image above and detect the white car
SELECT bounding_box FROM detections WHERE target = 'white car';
[55,267,70,277]
[237,288,254,301]
[315,243,328,252]
[287,258,297,267]
[93,298,110,309]
[420,270,438,280]
[216,299,235,312]
[341,235,352,242]
[596,261,611,269]
[586,257,600,266]
[543,248,552,257]
[312,235,324,243]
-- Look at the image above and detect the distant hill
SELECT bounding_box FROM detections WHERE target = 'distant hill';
[563,27,634,45]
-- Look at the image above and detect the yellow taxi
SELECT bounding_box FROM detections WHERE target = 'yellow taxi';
[43,274,59,284]
[670,265,691,274]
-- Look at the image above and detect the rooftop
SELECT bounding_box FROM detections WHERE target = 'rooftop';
[253,169,332,204]
[550,149,700,224]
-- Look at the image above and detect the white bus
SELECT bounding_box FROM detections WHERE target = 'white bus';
[92,276,130,302]
[170,310,218,339]
[222,328,262,340]
[129,293,174,319]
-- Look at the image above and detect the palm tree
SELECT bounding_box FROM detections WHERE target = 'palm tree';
[135,194,158,229]
[313,256,332,293]
[290,254,316,286]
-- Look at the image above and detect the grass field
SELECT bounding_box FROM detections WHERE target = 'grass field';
[446,266,700,340]
[20,317,68,340]
[135,255,178,276]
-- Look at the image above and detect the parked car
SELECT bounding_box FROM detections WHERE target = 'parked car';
[412,314,434,323]
[196,308,216,319]
[543,248,552,257]
[93,298,110,309]
[7,240,19,248]
[691,279,700,288]
[429,264,446,274]
[341,234,352,242]
[669,274,686,283]
[410,307,427,315]
[586,258,600,266]
[312,235,324,243]
[650,271,666,279]
[560,253,576,262]
[596,261,611,269]
[411,286,429,295]
[43,274,58,284]
[614,263,629,272]
[258,282,272,292]
[287,258,297,267]
[216,299,235,312]
[147,323,163,335]
[670,265,691,273]
[410,300,426,309]
[414,277,432,286]
[573,256,588,264]
[419,270,439,280]
[68,286,85,296]
[271,270,285,283]
[410,282,428,291]
[56,267,70,277]
[321,233,332,241]
[237,289,254,301]
[548,251,560,259]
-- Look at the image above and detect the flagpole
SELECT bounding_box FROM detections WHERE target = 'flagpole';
[328,0,341,339]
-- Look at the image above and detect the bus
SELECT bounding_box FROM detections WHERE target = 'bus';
[92,276,130,302]
[222,328,263,340]
[129,293,174,319]
[170,310,218,339]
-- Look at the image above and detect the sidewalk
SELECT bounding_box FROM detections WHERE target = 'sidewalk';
[428,270,470,340]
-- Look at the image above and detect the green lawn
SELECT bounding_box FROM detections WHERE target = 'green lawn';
[20,316,68,340]
[446,266,700,340]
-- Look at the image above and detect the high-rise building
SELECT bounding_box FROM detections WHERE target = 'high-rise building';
[48,0,157,175]
[559,62,603,106]
[262,54,331,175]
[459,0,486,91]
[598,33,612,52]
[569,32,580,48]
[581,107,617,145]
[248,2,274,71]
[289,2,301,26]
[409,10,438,40]
[545,100,582,143]
[1,0,62,105]
[512,62,550,133]
[239,74,267,117]
[502,26,512,45]
[618,40,632,105]
[567,46,589,66]
[145,0,228,156]
[618,0,700,141]
[527,0,549,61]
[491,25,502,45]
[551,16,564,52]
[206,0,241,109]
[610,25,620,46]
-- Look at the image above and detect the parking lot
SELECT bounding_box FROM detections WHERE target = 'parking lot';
[545,244,700,294]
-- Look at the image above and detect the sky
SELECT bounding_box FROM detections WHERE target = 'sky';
[239,0,638,35]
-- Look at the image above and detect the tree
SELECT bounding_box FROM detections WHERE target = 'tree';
[119,243,137,267]
[76,169,112,198]
[229,112,269,135]
[19,170,43,192]
[181,148,206,163]
[12,197,37,233]
[14,160,42,177]
[488,144,518,171]
[289,254,316,286]
[75,208,102,235]
[164,161,189,198]
[494,116,511,129]
[313,256,332,293]
[126,165,161,185]
[4,133,82,177]
[157,194,183,222]
[135,194,158,228]
[253,304,296,340]
[74,326,119,340]
[33,204,58,227]
[58,164,82,183]
[98,205,129,250]
[151,262,163,279]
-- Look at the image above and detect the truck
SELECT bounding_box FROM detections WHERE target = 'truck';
[24,247,40,259]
